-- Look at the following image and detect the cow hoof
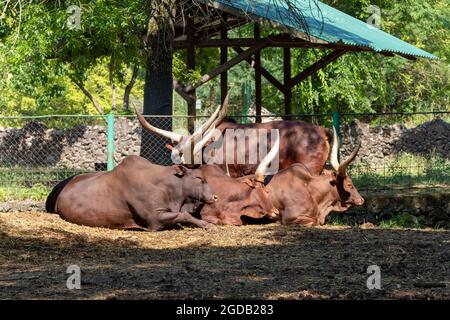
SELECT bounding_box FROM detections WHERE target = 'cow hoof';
[201,221,218,231]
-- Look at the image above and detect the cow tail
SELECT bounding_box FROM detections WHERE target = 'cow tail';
[45,175,77,213]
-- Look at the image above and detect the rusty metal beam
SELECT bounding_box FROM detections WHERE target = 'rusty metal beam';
[284,48,292,116]
[232,47,285,94]
[254,24,262,123]
[184,40,270,93]
[220,13,228,105]
[173,78,195,105]
[287,49,347,89]
[173,36,364,51]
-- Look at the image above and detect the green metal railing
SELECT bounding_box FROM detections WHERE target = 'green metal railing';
[107,112,115,171]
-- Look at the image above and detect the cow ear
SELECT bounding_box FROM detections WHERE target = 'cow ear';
[174,165,187,177]
[241,178,256,188]
[329,171,338,186]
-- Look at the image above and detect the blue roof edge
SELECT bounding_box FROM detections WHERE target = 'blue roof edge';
[201,0,439,60]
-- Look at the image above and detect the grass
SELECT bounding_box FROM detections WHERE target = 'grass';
[349,152,449,193]
[378,213,422,229]
[328,213,445,230]
[0,168,88,201]
[0,153,448,201]
[0,185,49,201]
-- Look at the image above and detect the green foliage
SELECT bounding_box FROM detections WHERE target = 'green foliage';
[0,0,448,116]
[192,0,449,116]
[378,213,422,229]
[0,0,148,115]
[0,168,87,201]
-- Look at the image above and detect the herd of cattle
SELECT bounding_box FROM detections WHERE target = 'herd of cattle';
[45,97,364,231]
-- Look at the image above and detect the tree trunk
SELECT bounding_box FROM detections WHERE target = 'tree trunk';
[140,0,174,165]
[123,65,139,112]
[69,75,104,114]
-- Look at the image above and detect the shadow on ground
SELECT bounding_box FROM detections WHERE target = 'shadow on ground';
[0,212,449,300]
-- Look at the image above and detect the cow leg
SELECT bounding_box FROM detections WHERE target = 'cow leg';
[202,215,220,225]
[157,211,217,230]
[220,213,244,226]
[290,216,317,227]
[281,208,318,227]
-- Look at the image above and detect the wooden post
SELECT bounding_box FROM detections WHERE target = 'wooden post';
[220,14,228,105]
[186,15,196,133]
[283,47,292,118]
[254,24,262,123]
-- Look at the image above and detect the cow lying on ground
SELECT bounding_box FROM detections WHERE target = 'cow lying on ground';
[196,128,363,227]
[45,155,218,231]
[193,165,279,226]
[250,128,364,226]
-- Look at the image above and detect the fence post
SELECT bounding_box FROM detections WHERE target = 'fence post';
[107,112,115,171]
[333,111,341,150]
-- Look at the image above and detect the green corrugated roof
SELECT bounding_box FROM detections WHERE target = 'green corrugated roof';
[205,0,438,59]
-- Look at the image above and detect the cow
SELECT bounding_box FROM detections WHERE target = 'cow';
[247,128,364,226]
[45,155,218,231]
[192,165,279,226]
[136,95,331,177]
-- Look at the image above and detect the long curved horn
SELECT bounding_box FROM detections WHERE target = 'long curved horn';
[183,91,229,158]
[330,126,340,171]
[193,126,217,155]
[135,107,184,142]
[255,132,280,182]
[338,141,361,176]
[192,91,229,142]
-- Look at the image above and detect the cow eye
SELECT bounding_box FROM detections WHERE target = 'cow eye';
[196,176,205,183]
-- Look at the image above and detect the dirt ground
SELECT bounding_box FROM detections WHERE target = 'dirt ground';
[0,211,448,300]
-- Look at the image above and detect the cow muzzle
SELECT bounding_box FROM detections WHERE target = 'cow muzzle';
[355,197,365,206]
[206,194,219,204]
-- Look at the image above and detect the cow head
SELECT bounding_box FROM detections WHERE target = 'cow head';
[173,165,218,205]
[136,93,229,166]
[328,128,364,209]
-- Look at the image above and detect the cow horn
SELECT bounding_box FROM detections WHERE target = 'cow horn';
[192,91,229,143]
[330,126,340,171]
[193,125,217,155]
[255,132,280,182]
[195,93,228,139]
[337,141,361,176]
[135,107,184,142]
[182,91,229,160]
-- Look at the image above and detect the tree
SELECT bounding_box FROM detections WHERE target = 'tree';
[0,0,147,114]
[1,0,446,127]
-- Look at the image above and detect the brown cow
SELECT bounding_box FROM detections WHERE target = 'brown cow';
[45,155,218,231]
[194,165,279,226]
[251,128,364,226]
[137,95,330,176]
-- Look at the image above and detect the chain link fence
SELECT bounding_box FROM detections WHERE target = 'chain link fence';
[0,111,448,201]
